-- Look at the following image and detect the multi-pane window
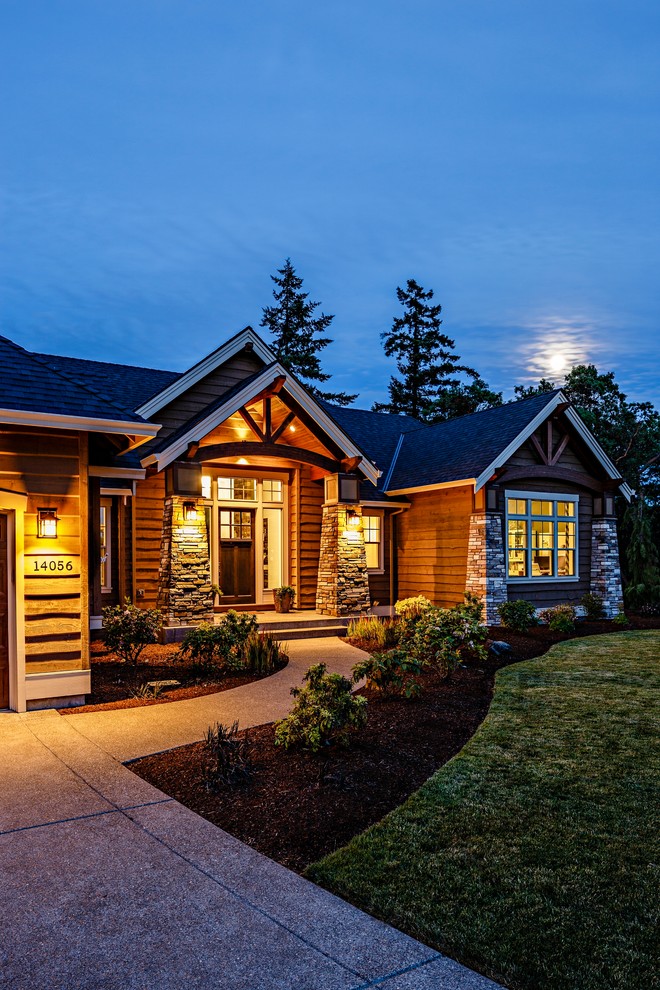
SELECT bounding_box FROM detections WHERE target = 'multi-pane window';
[506,493,577,580]
[262,479,283,502]
[362,514,382,570]
[219,510,253,540]
[217,477,256,501]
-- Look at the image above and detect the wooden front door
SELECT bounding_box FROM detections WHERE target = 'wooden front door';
[0,513,9,708]
[219,509,255,605]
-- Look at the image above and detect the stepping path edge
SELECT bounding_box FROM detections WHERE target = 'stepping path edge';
[0,637,504,990]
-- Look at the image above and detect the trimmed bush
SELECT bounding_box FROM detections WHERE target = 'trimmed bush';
[540,603,577,634]
[275,662,367,753]
[394,595,433,620]
[102,600,161,664]
[497,599,538,633]
[580,592,605,620]
[352,648,422,698]
[346,616,399,649]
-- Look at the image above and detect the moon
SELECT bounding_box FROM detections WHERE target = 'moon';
[549,353,566,373]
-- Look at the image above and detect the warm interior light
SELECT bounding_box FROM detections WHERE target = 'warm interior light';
[237,457,249,465]
[182,501,198,522]
[38,508,58,538]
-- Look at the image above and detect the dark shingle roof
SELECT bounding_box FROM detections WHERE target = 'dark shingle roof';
[33,352,180,413]
[0,336,152,424]
[387,391,563,490]
[320,402,422,486]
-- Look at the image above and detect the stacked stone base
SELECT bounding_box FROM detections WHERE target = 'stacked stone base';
[464,511,507,625]
[316,504,371,616]
[590,517,624,617]
[157,496,213,626]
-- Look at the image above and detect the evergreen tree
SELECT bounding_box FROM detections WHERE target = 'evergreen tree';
[260,259,357,406]
[373,278,501,421]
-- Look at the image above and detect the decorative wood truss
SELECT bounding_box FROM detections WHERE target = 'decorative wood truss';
[184,375,363,477]
[529,408,571,466]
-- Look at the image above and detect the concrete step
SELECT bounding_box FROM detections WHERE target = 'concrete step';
[265,625,349,641]
[257,617,350,633]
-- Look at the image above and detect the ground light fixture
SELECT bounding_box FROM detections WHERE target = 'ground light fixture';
[37,508,58,538]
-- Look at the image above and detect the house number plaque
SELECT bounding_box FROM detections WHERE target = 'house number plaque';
[25,555,80,576]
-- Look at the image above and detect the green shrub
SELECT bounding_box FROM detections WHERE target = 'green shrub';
[102,600,161,664]
[203,720,252,788]
[580,592,605,620]
[242,630,288,675]
[497,599,538,633]
[401,594,488,678]
[275,662,367,753]
[179,610,257,674]
[612,610,630,627]
[540,603,577,634]
[346,616,399,649]
[394,595,433,620]
[352,648,422,698]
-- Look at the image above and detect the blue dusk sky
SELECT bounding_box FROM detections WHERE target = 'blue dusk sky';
[1,1,659,411]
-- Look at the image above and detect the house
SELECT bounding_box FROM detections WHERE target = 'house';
[0,327,630,712]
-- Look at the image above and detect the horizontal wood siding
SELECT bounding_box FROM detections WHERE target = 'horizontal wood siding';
[133,472,165,609]
[397,488,473,606]
[298,465,323,608]
[0,427,87,675]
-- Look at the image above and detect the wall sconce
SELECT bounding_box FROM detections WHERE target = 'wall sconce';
[237,457,249,465]
[38,508,58,538]
[345,509,361,530]
[182,501,198,522]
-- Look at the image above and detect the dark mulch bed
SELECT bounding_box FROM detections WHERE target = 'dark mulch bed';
[60,641,287,714]
[130,615,660,873]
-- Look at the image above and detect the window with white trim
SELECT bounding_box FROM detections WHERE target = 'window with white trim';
[506,492,578,581]
[362,514,382,570]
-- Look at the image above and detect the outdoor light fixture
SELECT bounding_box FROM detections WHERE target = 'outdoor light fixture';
[38,508,58,538]
[237,457,249,465]
[345,509,361,529]
[182,501,198,522]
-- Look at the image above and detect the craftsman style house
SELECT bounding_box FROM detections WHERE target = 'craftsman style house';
[0,327,630,711]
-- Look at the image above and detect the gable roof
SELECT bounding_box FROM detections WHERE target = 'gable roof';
[34,352,180,412]
[0,336,158,437]
[319,401,422,488]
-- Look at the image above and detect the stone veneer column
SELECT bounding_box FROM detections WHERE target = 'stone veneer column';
[316,504,371,616]
[157,496,213,626]
[590,517,624,617]
[464,511,507,625]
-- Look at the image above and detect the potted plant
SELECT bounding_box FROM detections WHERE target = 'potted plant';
[273,585,296,613]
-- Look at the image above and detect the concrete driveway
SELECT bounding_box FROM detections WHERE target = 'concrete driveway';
[0,639,502,990]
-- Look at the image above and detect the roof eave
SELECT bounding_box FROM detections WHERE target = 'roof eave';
[0,408,160,438]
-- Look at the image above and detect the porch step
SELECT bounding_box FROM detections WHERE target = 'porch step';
[264,623,349,642]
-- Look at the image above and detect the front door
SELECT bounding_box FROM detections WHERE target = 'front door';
[0,513,9,708]
[219,509,255,605]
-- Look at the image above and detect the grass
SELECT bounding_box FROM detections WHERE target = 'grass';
[306,631,660,990]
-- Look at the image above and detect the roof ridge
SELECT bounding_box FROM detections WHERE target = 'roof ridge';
[397,388,565,438]
[34,350,180,377]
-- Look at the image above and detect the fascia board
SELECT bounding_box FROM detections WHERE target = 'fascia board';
[88,466,146,480]
[144,363,381,484]
[135,328,276,419]
[0,408,159,437]
[386,478,476,496]
[381,433,405,492]
[474,392,568,492]
[562,406,627,487]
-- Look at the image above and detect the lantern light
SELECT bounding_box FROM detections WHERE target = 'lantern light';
[38,508,58,539]
[182,501,198,522]
[345,509,361,530]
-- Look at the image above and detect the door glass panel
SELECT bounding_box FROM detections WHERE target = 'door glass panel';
[219,510,253,540]
[262,508,282,590]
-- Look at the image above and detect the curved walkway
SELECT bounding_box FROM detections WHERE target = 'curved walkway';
[0,638,502,990]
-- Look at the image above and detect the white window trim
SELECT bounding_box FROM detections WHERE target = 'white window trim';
[505,489,580,584]
[362,511,384,574]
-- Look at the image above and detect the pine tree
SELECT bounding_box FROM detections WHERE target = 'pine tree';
[260,259,357,406]
[373,279,501,421]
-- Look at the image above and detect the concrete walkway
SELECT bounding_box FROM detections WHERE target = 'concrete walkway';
[0,639,503,990]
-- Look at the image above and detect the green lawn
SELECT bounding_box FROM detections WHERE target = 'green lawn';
[306,632,660,990]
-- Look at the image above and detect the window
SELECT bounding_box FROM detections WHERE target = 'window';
[217,477,256,501]
[506,492,578,581]
[262,478,283,502]
[219,510,253,540]
[362,514,382,570]
[99,500,112,592]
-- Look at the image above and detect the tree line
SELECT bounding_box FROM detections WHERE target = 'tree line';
[261,259,660,607]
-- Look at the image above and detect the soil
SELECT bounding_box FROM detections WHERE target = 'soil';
[131,614,660,873]
[60,640,288,715]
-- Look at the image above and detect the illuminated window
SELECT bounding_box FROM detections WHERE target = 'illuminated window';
[262,479,283,502]
[363,514,382,570]
[219,510,253,540]
[100,499,112,592]
[506,493,578,580]
[201,475,211,499]
[217,477,256,501]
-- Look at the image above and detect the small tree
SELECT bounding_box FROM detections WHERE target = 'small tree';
[373,279,500,422]
[260,259,357,405]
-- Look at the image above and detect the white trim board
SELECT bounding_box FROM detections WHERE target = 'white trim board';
[0,408,159,438]
[140,361,381,486]
[89,466,146,479]
[136,327,276,419]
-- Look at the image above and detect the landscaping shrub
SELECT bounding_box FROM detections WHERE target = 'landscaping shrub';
[242,629,288,675]
[497,599,538,632]
[203,720,252,788]
[179,611,257,675]
[346,616,399,649]
[352,648,422,698]
[402,594,488,678]
[394,595,433,620]
[612,610,630,627]
[102,600,161,664]
[275,662,367,753]
[540,603,577,633]
[580,592,605,620]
